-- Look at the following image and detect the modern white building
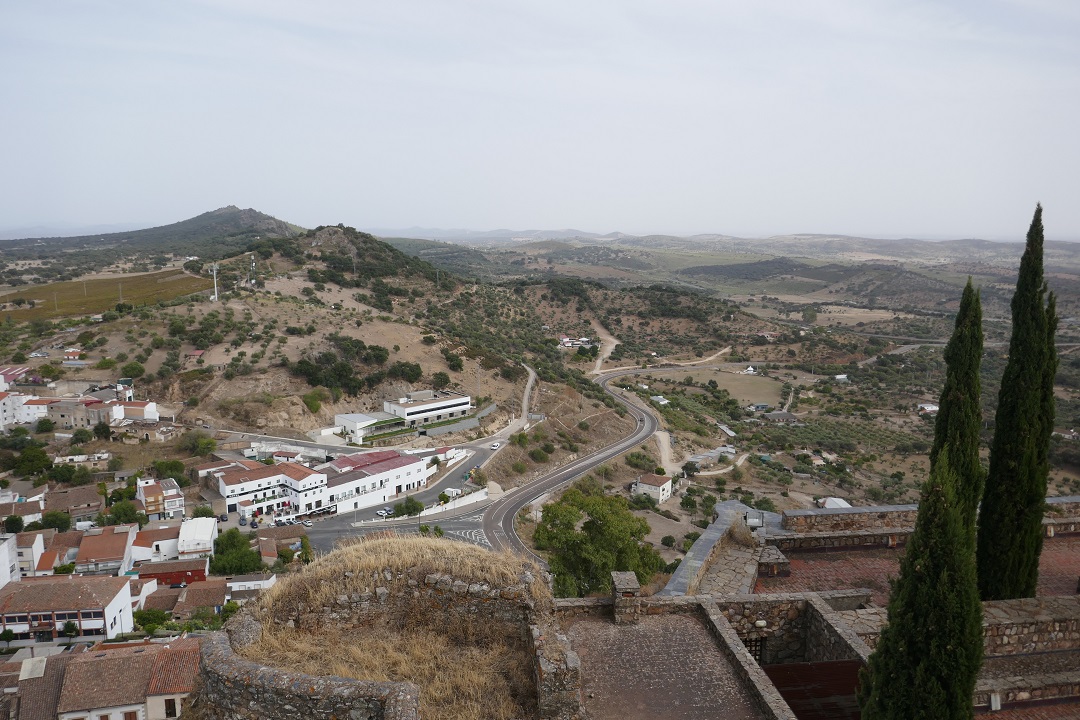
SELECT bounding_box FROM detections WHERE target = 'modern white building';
[137,477,185,520]
[0,533,19,588]
[177,518,218,559]
[15,532,45,578]
[383,390,472,427]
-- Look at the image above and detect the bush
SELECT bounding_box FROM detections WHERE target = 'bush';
[661,535,676,547]
[511,461,527,474]
[528,448,549,463]
[392,496,424,517]
[120,361,145,378]
[629,494,657,510]
[35,419,54,433]
[577,421,590,431]
[680,495,697,511]
[192,505,216,518]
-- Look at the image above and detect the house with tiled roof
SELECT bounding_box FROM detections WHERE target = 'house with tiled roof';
[45,485,104,524]
[0,575,132,640]
[171,580,228,621]
[142,587,182,615]
[55,638,201,720]
[15,532,46,578]
[633,473,673,504]
[74,525,137,575]
[0,501,43,525]
[131,525,181,564]
[16,397,56,426]
[45,397,123,430]
[0,367,30,393]
[176,518,217,559]
[14,649,80,720]
[136,477,184,521]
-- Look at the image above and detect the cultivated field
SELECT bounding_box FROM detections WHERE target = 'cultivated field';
[0,269,212,319]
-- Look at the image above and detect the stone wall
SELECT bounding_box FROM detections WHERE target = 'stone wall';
[974,672,1080,710]
[714,595,809,664]
[834,596,1080,657]
[802,595,873,664]
[196,614,421,720]
[194,568,585,720]
[768,529,911,551]
[780,505,918,533]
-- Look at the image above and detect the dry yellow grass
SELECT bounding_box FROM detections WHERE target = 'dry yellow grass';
[244,535,547,720]
[256,534,549,612]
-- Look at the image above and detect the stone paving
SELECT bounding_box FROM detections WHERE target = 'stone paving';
[698,540,761,595]
[564,613,765,720]
[753,535,1080,604]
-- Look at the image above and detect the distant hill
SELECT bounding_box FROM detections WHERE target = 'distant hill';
[0,206,302,263]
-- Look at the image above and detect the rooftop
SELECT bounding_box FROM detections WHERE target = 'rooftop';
[0,575,128,613]
[636,474,671,488]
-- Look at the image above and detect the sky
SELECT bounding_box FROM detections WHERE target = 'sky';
[2,1,1079,240]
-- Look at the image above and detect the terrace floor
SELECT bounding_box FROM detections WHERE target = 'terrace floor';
[565,613,765,720]
[753,535,1080,604]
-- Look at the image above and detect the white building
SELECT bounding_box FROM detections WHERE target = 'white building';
[0,533,19,588]
[632,474,673,504]
[334,411,400,442]
[177,518,218,559]
[0,392,35,431]
[0,574,132,640]
[383,390,472,427]
[15,532,44,579]
[131,525,182,564]
[137,477,185,520]
[75,525,137,575]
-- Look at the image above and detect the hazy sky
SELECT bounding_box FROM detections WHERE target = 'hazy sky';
[2,1,1079,239]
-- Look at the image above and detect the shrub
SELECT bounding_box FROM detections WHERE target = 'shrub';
[680,495,697,511]
[629,494,657,510]
[528,448,549,463]
[511,461,527,474]
[661,535,676,547]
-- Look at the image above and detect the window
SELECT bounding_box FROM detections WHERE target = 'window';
[165,698,178,717]
[124,712,138,720]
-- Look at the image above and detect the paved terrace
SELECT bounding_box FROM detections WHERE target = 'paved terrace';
[754,535,1080,605]
[564,613,765,720]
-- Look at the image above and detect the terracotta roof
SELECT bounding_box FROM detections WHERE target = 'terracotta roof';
[47,530,85,556]
[133,526,181,548]
[146,637,201,695]
[193,459,233,472]
[45,485,104,513]
[258,537,278,560]
[637,474,671,487]
[0,501,42,517]
[0,575,128,613]
[139,482,164,499]
[17,652,78,720]
[75,525,135,564]
[16,529,52,547]
[277,462,319,481]
[328,450,399,472]
[35,550,58,572]
[56,643,160,713]
[143,587,182,612]
[215,463,284,488]
[173,580,227,618]
[256,525,307,543]
[355,455,418,476]
[22,398,58,406]
[138,558,208,577]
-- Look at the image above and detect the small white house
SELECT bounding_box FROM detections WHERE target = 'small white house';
[177,518,218,559]
[917,403,939,415]
[633,474,673,504]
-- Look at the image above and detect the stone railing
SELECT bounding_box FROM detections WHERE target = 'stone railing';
[196,614,421,720]
[780,504,917,533]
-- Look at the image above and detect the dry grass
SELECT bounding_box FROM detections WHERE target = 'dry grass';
[249,622,536,720]
[257,534,549,613]
[725,520,758,548]
[0,269,212,319]
[244,535,547,720]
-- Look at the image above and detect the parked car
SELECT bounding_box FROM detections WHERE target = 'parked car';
[239,516,247,526]
[218,514,228,522]
[250,521,259,530]
[376,509,391,518]
[302,520,313,527]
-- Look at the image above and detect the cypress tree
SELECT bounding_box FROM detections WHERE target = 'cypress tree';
[976,204,1058,600]
[929,278,984,530]
[858,447,983,720]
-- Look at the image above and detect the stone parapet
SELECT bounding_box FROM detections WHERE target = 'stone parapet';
[803,594,873,664]
[701,605,799,720]
[611,571,641,625]
[974,671,1080,710]
[780,504,918,533]
[768,528,911,551]
[554,597,612,619]
[196,614,421,720]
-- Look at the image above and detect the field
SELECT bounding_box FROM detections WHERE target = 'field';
[0,269,213,320]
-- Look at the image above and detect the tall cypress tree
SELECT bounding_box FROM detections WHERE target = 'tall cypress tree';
[929,278,984,530]
[858,447,983,720]
[976,204,1058,600]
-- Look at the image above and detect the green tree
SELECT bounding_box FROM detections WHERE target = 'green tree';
[102,500,148,528]
[62,621,79,643]
[392,496,424,517]
[178,430,216,456]
[192,505,216,518]
[152,460,187,483]
[534,480,664,597]
[929,279,984,530]
[858,448,983,720]
[299,536,314,564]
[71,428,93,444]
[15,446,51,476]
[3,515,23,533]
[209,528,263,575]
[977,205,1058,600]
[92,421,112,440]
[431,371,451,390]
[0,629,13,648]
[35,418,54,433]
[120,361,145,378]
[42,510,72,532]
[681,461,699,478]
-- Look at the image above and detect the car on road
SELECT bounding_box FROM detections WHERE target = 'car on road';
[29,352,48,358]
[375,509,391,518]
[490,442,501,450]
[302,520,313,527]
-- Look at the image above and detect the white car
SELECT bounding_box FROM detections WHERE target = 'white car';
[490,442,501,450]
[29,352,47,358]
[376,509,391,517]
[301,520,313,527]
